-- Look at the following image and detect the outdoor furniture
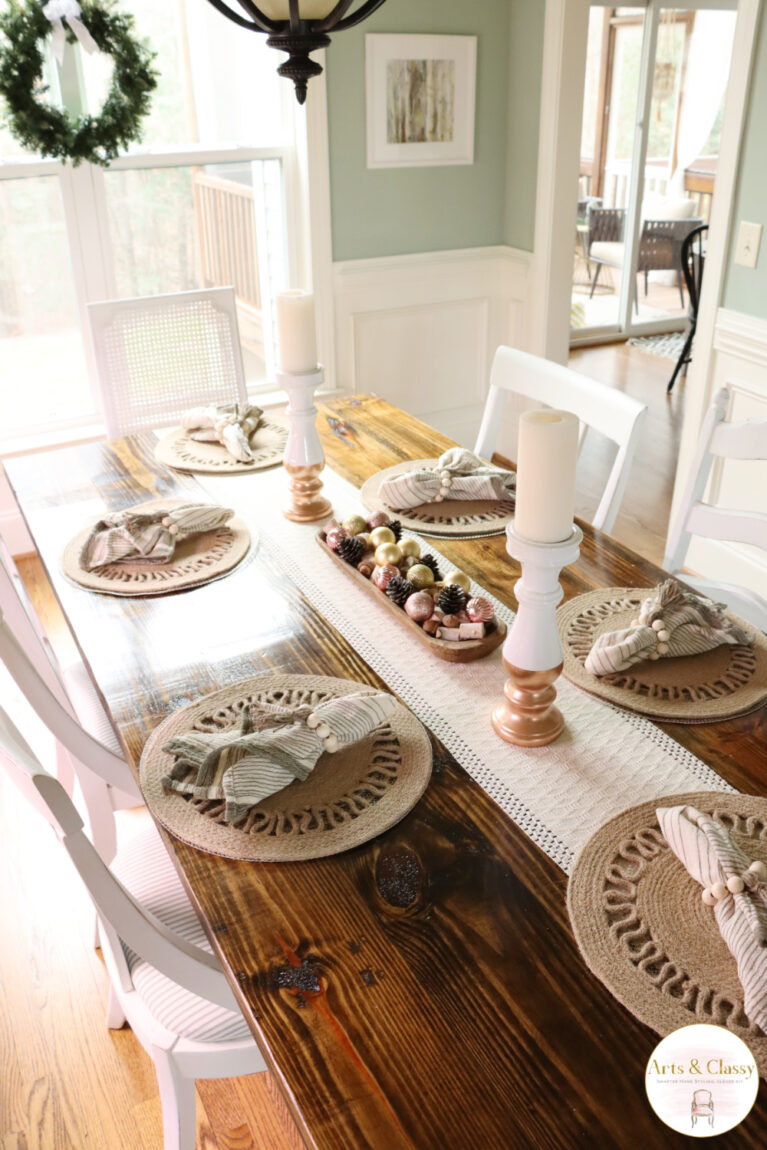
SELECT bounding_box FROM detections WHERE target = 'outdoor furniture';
[474,346,647,533]
[88,287,248,439]
[667,224,708,393]
[587,206,703,308]
[663,385,767,631]
[6,394,767,1149]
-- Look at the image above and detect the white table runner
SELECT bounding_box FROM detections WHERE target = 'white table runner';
[194,463,735,873]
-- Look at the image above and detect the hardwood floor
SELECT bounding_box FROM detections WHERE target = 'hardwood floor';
[2,343,683,1147]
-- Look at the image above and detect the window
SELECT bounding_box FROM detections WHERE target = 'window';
[0,1,296,441]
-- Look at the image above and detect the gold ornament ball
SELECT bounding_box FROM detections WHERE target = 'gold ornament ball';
[342,514,368,536]
[374,542,403,567]
[369,525,396,548]
[408,563,435,590]
[399,537,421,558]
[443,570,470,593]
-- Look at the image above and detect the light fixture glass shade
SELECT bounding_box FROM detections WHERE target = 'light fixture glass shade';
[257,1,339,18]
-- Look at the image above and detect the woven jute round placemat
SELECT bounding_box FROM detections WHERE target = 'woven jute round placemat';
[155,415,288,474]
[558,587,767,723]
[62,499,252,596]
[140,673,433,861]
[568,791,767,1077]
[360,460,514,538]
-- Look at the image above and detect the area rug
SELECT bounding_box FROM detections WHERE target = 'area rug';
[628,332,687,359]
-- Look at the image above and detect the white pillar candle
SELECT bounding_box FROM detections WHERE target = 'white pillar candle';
[257,1,338,19]
[275,289,318,375]
[514,409,579,543]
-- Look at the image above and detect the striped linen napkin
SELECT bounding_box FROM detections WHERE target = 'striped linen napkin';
[378,448,516,511]
[584,580,753,676]
[657,804,767,1031]
[80,503,235,570]
[161,691,399,823]
[181,402,264,463]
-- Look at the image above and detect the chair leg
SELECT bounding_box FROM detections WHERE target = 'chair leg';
[644,269,649,296]
[589,262,602,299]
[677,271,685,309]
[106,982,127,1029]
[153,1049,197,1150]
[667,327,695,394]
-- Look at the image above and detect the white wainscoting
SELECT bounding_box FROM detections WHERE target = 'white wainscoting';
[684,307,767,598]
[332,246,533,447]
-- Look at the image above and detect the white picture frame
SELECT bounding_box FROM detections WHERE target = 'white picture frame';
[365,34,477,170]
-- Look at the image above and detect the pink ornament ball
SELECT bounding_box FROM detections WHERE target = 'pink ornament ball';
[326,526,350,551]
[466,596,494,623]
[404,591,435,622]
[372,563,399,591]
[367,511,390,529]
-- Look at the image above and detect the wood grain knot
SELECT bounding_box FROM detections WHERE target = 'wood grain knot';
[273,958,322,1007]
[376,847,423,908]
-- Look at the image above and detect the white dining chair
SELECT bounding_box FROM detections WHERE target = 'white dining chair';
[0,539,140,864]
[88,287,248,439]
[663,387,767,630]
[474,346,648,534]
[0,704,267,1150]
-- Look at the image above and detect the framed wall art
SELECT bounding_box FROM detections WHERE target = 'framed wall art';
[365,34,477,170]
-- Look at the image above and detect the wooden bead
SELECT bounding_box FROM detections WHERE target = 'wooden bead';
[306,713,320,729]
[315,721,330,739]
[651,619,664,632]
[656,643,669,655]
[748,860,767,881]
[726,875,745,894]
[657,629,670,642]
[701,888,717,906]
[711,881,728,901]
[323,734,339,753]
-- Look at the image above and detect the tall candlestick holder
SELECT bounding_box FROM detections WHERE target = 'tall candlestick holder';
[492,521,583,747]
[277,366,333,523]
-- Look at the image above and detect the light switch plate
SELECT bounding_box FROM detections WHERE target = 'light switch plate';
[735,221,763,268]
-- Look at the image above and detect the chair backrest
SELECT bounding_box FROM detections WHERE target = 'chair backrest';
[587,206,625,248]
[638,217,703,274]
[0,553,137,861]
[663,387,767,628]
[88,287,248,439]
[0,703,236,1011]
[474,347,648,534]
[693,1090,712,1107]
[681,224,708,317]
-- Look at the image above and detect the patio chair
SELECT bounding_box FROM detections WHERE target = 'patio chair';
[0,703,267,1150]
[663,386,767,631]
[0,537,138,864]
[587,206,702,309]
[474,346,647,534]
[691,1089,714,1128]
[88,287,248,439]
[667,224,708,394]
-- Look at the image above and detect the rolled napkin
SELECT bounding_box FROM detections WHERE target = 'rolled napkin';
[584,579,753,676]
[378,448,516,511]
[181,403,264,463]
[657,803,767,1031]
[80,503,235,570]
[161,690,399,822]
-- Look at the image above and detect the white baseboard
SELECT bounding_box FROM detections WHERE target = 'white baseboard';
[332,245,533,434]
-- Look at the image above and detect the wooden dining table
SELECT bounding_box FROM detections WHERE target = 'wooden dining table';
[4,393,766,1149]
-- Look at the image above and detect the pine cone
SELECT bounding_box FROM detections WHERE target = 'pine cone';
[437,583,468,614]
[336,536,364,566]
[385,519,402,542]
[419,553,442,581]
[386,576,415,607]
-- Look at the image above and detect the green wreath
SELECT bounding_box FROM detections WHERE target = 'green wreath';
[0,1,158,167]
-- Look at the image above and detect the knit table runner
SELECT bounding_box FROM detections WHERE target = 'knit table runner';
[195,463,735,873]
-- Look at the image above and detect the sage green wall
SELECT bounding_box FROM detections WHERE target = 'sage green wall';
[325,0,543,262]
[722,6,767,319]
[503,0,544,250]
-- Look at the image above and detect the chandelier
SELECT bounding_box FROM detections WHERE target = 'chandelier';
[205,1,389,104]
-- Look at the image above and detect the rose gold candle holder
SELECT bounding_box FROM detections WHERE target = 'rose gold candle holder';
[491,522,582,748]
[277,366,333,523]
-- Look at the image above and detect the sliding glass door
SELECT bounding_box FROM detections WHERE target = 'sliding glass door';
[571,1,737,343]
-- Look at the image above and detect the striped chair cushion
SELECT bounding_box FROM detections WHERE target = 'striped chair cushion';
[111,826,252,1044]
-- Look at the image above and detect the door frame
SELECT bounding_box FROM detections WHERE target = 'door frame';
[530,0,758,363]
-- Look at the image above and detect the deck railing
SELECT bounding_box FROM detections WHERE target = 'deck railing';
[192,171,261,313]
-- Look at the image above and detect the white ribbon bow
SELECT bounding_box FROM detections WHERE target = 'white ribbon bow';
[43,0,98,64]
